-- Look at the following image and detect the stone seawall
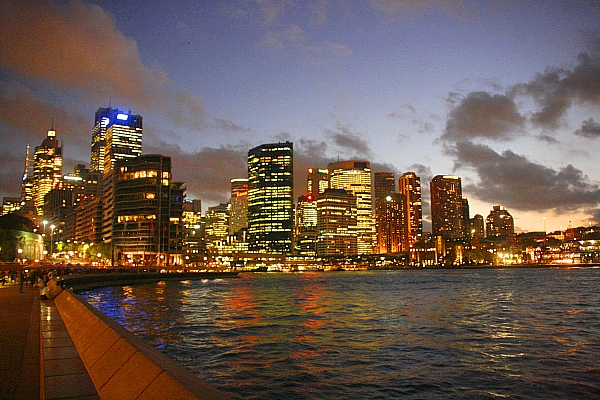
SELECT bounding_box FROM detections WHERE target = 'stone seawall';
[53,289,227,399]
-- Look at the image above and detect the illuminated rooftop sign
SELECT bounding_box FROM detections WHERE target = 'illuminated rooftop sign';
[116,113,129,121]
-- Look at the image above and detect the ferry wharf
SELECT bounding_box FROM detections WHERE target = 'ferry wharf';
[0,273,231,399]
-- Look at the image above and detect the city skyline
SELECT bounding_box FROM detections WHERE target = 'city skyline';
[1,1,600,233]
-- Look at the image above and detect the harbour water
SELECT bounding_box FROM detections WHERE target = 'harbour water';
[80,267,600,399]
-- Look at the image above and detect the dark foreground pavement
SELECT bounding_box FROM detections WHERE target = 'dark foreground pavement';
[0,283,40,399]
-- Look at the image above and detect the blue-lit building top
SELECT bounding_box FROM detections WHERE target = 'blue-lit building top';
[90,107,143,173]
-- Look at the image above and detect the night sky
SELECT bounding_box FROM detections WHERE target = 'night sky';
[1,0,599,232]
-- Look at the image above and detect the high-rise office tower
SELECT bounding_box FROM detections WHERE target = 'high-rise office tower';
[32,127,63,217]
[398,172,423,246]
[182,200,204,263]
[316,188,357,256]
[485,206,514,240]
[307,167,329,199]
[375,193,408,254]
[295,195,318,256]
[430,175,465,240]
[99,108,143,243]
[230,178,248,235]
[205,203,230,253]
[90,107,143,173]
[247,142,294,254]
[112,154,184,266]
[328,160,374,254]
[374,172,395,203]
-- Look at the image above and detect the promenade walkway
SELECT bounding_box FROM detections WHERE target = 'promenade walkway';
[0,282,40,399]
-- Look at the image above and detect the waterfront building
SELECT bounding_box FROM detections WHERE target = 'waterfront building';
[430,175,465,240]
[328,160,374,254]
[32,127,63,217]
[375,193,409,254]
[295,195,318,257]
[205,203,230,254]
[247,142,294,254]
[230,178,248,235]
[99,108,143,243]
[398,172,423,246]
[111,155,184,266]
[307,168,329,198]
[486,206,515,240]
[316,188,358,257]
[182,200,205,264]
[74,171,103,246]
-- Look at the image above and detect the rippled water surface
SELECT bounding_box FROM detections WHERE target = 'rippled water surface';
[80,268,600,399]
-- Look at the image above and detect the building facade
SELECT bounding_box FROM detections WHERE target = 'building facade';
[375,193,408,254]
[32,128,63,217]
[111,155,184,266]
[486,206,515,240]
[229,178,248,235]
[307,168,330,199]
[430,175,465,240]
[398,172,423,246]
[316,188,358,257]
[247,142,294,254]
[328,160,374,254]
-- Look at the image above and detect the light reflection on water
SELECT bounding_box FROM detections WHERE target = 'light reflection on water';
[80,268,600,399]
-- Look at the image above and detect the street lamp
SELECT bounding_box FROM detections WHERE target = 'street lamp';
[50,224,55,260]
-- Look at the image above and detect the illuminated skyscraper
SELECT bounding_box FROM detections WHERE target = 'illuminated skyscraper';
[102,110,143,173]
[430,175,465,240]
[230,178,248,235]
[32,127,63,217]
[374,172,395,203]
[375,193,408,254]
[398,172,423,245]
[112,155,184,266]
[295,195,318,256]
[90,107,143,173]
[307,167,329,198]
[205,203,230,253]
[247,142,293,254]
[316,188,357,256]
[485,206,514,240]
[328,160,374,254]
[98,108,143,243]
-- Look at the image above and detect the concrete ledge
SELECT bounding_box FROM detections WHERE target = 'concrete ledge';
[53,290,227,400]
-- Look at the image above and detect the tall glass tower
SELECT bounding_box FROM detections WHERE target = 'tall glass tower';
[90,107,143,174]
[247,142,293,254]
[398,172,423,246]
[430,175,464,240]
[32,127,63,216]
[328,160,374,254]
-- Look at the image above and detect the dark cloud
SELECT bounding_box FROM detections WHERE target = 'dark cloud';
[535,134,560,144]
[574,118,600,138]
[509,50,600,129]
[447,141,600,212]
[388,104,436,134]
[213,118,250,133]
[143,142,248,207]
[442,92,525,142]
[326,124,372,158]
[0,0,205,129]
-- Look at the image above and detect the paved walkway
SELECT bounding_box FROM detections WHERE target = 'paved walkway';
[0,282,40,399]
